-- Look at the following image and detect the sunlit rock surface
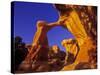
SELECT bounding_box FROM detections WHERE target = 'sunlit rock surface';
[15,5,97,73]
[61,5,97,70]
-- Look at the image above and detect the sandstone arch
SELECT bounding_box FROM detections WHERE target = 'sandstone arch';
[17,5,97,72]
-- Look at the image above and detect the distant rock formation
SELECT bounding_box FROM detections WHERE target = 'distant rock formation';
[61,38,79,65]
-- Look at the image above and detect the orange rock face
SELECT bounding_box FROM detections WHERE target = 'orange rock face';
[60,5,97,70]
[16,5,97,73]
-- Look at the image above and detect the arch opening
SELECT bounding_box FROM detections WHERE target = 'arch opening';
[47,26,75,52]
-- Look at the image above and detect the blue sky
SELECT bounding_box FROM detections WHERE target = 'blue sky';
[13,1,74,51]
